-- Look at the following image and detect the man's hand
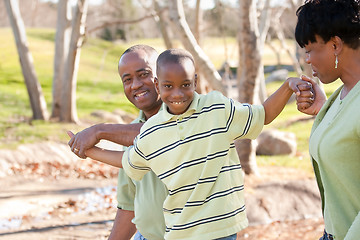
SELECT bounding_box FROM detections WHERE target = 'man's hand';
[295,75,327,115]
[67,125,100,159]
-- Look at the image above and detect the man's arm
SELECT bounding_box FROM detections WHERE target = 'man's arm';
[68,123,143,159]
[108,208,137,240]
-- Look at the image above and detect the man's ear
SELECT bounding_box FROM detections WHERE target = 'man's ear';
[154,77,160,94]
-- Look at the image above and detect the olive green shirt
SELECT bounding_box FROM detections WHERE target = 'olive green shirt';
[117,111,168,240]
[309,81,360,240]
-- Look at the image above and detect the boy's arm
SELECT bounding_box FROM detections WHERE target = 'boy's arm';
[67,131,124,168]
[68,123,143,159]
[85,146,124,168]
[262,77,312,125]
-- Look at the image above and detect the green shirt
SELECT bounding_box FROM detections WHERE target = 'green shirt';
[123,91,265,240]
[117,111,168,240]
[309,81,360,240]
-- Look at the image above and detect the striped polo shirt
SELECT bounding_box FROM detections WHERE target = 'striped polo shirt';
[122,91,265,240]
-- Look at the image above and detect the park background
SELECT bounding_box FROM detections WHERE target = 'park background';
[0,0,342,239]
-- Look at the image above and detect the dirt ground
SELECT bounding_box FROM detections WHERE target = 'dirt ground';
[0,142,324,240]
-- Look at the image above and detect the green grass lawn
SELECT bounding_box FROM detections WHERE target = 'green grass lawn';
[0,28,343,174]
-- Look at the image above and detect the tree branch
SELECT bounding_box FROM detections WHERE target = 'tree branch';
[87,10,162,34]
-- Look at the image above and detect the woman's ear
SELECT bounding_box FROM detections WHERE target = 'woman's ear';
[332,36,344,54]
[154,77,160,94]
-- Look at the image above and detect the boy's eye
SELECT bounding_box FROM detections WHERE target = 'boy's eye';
[164,84,172,88]
[183,83,191,87]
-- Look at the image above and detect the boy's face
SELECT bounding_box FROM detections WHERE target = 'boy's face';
[118,50,162,119]
[155,59,197,115]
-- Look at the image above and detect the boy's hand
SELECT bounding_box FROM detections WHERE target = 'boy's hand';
[67,126,100,159]
[295,75,327,115]
[288,76,314,110]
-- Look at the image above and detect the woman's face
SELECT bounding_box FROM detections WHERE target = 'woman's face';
[304,35,339,84]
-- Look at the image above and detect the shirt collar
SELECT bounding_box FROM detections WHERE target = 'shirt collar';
[161,92,200,121]
[133,110,147,123]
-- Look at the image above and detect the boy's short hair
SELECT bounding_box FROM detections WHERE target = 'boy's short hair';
[156,48,195,73]
[295,0,360,49]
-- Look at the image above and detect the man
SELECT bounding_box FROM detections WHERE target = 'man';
[68,45,167,240]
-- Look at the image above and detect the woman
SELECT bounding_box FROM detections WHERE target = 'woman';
[294,0,360,239]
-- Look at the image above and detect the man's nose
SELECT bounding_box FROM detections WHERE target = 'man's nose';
[131,76,143,89]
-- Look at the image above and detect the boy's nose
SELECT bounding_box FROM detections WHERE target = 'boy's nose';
[172,88,184,98]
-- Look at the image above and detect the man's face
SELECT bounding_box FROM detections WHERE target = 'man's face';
[155,59,197,115]
[118,50,162,118]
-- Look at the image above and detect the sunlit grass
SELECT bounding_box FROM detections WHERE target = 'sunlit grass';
[0,28,132,148]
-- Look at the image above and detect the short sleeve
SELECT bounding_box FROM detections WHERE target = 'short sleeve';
[122,144,151,181]
[116,168,136,210]
[229,100,265,140]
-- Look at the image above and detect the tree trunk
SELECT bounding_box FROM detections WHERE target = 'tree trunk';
[237,0,263,175]
[194,0,202,45]
[60,0,88,123]
[51,0,72,120]
[4,0,49,120]
[168,0,226,94]
[272,8,302,76]
[153,0,173,49]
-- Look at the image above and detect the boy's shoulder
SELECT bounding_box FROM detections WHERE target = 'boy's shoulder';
[199,90,229,104]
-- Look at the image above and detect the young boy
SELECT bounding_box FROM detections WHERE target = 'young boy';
[80,48,313,240]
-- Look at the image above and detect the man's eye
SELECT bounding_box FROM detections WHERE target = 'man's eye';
[140,72,149,78]
[123,78,131,83]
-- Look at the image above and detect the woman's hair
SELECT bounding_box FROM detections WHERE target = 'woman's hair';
[295,0,360,49]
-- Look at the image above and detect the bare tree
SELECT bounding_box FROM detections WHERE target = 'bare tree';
[51,0,72,120]
[60,0,89,122]
[153,0,173,49]
[4,0,49,120]
[255,0,272,103]
[271,7,302,76]
[236,0,264,175]
[168,0,226,94]
[194,0,203,45]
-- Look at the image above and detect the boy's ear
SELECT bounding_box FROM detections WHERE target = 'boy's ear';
[154,77,160,94]
[194,74,198,88]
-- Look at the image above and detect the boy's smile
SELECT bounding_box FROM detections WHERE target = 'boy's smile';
[155,60,197,115]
